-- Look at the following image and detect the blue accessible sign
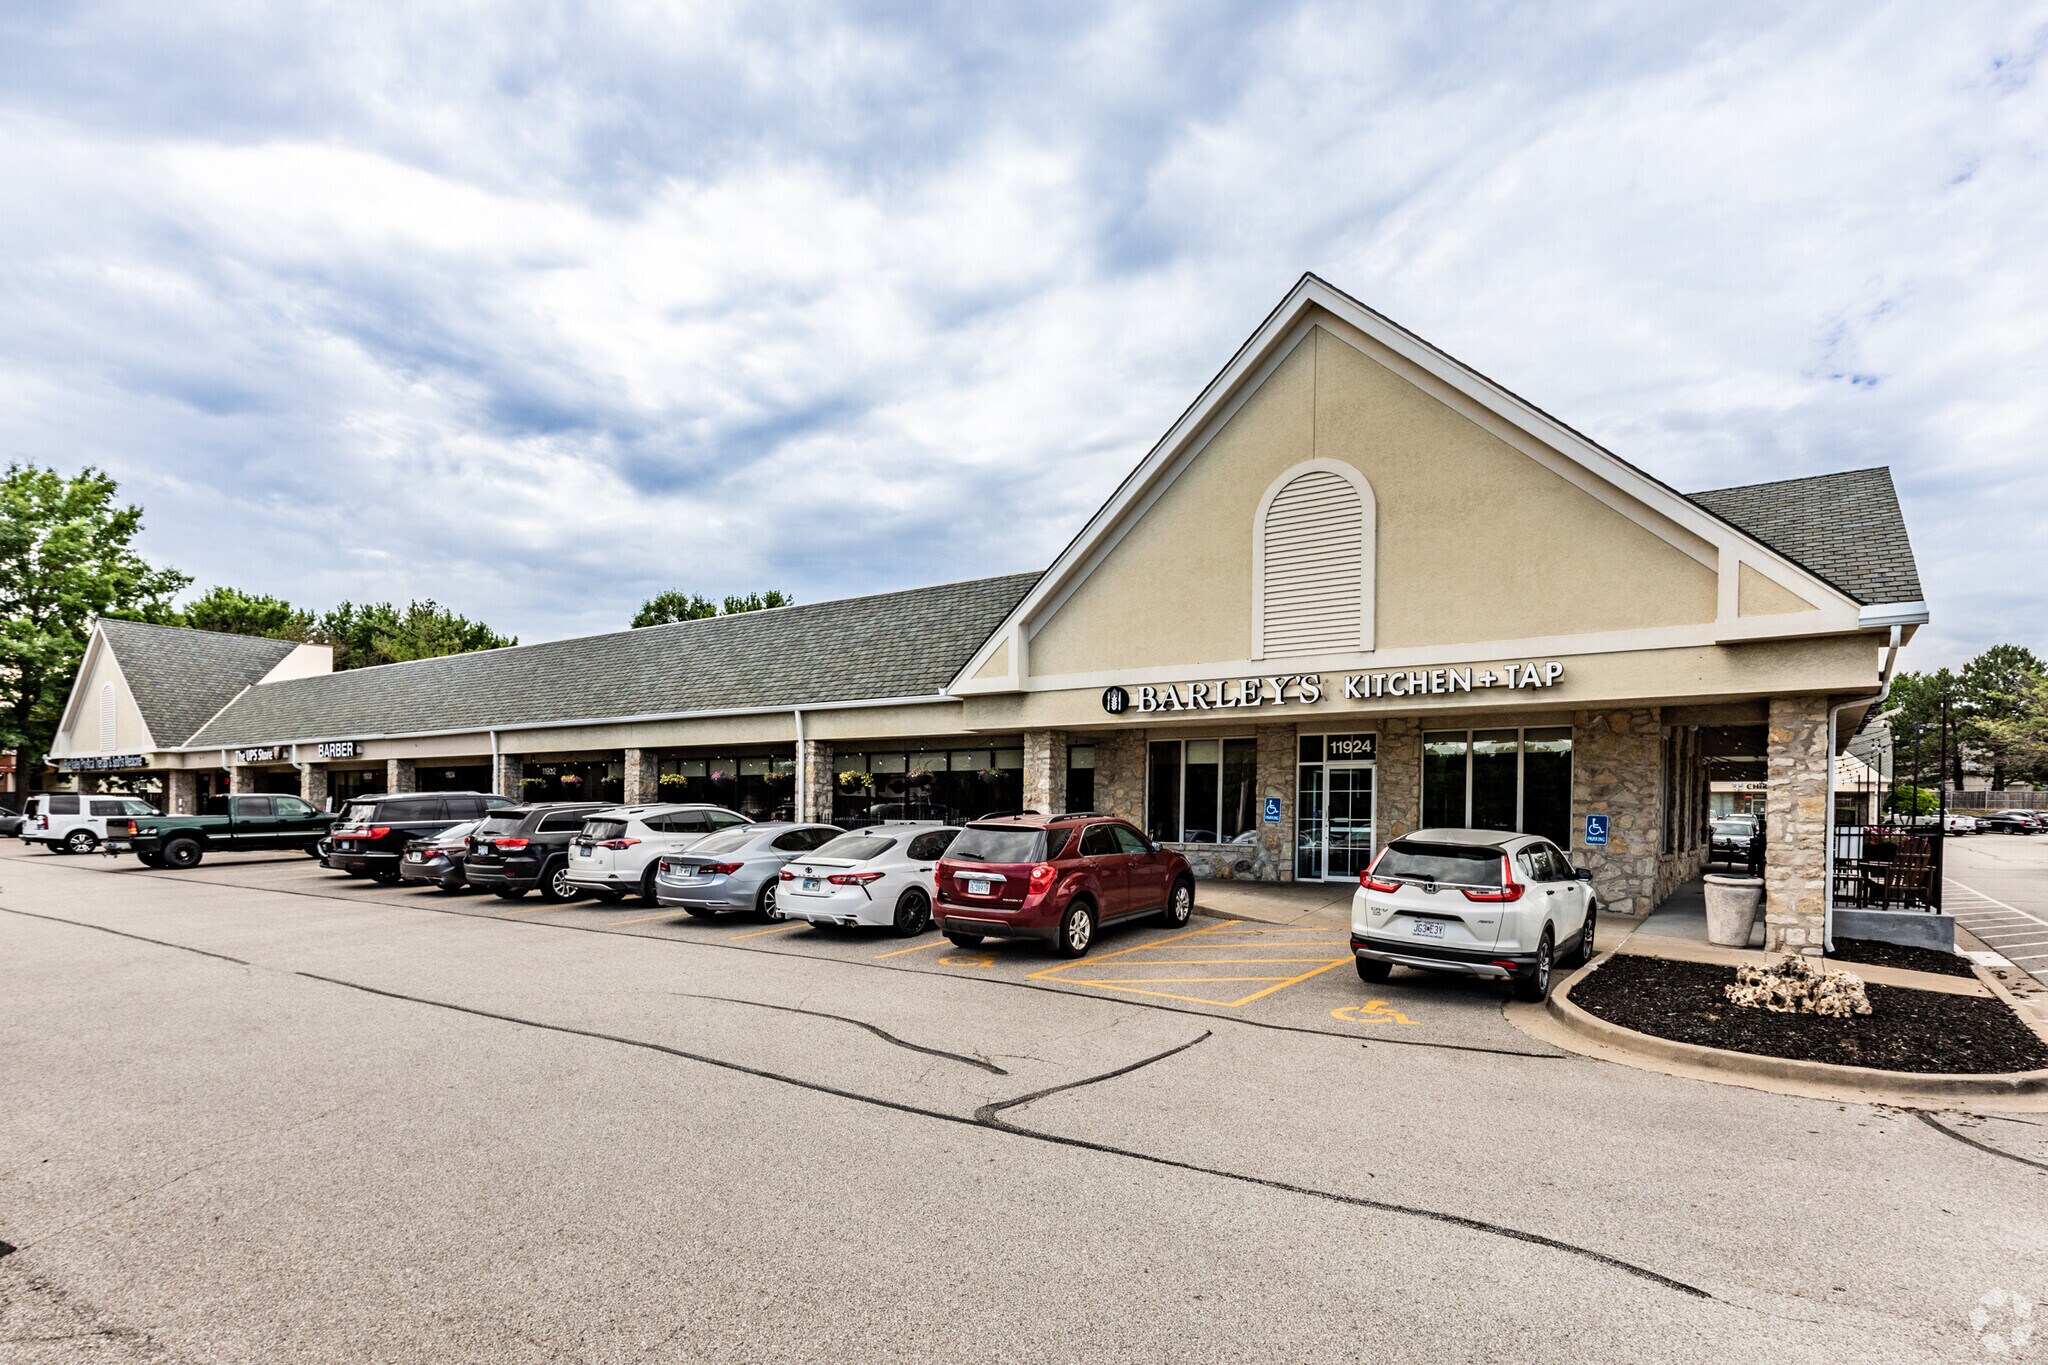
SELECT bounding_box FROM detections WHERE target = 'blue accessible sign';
[1584,813,1610,846]
[1263,796,1283,825]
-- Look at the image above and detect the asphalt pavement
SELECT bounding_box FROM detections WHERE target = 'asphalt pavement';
[3,841,2045,1362]
[1947,833,2048,985]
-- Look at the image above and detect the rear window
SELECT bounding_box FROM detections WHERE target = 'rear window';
[814,834,895,861]
[435,821,479,844]
[476,813,527,838]
[339,801,381,825]
[581,819,629,841]
[48,795,81,816]
[1374,842,1505,888]
[946,826,1045,864]
[691,827,761,855]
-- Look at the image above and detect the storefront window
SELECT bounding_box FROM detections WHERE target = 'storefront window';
[830,748,1023,827]
[1423,728,1573,846]
[656,752,791,820]
[1147,737,1258,843]
[1066,744,1095,813]
[1296,764,1324,879]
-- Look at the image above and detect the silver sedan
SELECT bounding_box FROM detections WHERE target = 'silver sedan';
[652,822,842,920]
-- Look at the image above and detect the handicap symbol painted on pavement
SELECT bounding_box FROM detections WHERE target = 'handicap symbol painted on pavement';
[1330,1000,1416,1025]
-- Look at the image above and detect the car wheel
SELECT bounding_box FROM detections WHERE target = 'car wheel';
[305,846,326,859]
[892,889,931,937]
[162,838,203,870]
[1355,957,1392,983]
[945,932,984,948]
[64,829,99,854]
[540,864,578,902]
[640,867,660,904]
[1567,902,1598,967]
[1162,877,1194,928]
[757,881,783,921]
[1053,903,1096,959]
[137,850,165,868]
[1513,929,1555,1003]
[494,887,527,901]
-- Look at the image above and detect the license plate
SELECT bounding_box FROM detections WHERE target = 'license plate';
[575,840,593,851]
[1411,919,1446,939]
[802,878,821,892]
[405,852,422,862]
[967,877,991,895]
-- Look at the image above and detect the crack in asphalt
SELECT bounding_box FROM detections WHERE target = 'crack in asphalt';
[1914,1112,2048,1173]
[670,992,1008,1074]
[288,969,1712,1300]
[0,904,250,965]
[33,861,1560,1059]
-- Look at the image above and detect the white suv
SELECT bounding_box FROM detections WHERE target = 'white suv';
[24,793,159,855]
[1351,829,1596,1002]
[779,823,962,935]
[564,803,750,902]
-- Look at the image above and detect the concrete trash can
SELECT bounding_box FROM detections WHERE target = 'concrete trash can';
[1703,873,1765,947]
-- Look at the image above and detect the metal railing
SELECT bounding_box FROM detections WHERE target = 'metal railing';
[1830,823,1943,912]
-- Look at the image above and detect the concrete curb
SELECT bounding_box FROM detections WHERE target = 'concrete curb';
[1532,953,2048,1108]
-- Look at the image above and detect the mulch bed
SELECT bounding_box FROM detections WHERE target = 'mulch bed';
[1572,954,2048,1075]
[1827,936,1978,979]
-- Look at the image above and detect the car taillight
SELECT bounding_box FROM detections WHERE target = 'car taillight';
[827,871,884,886]
[704,862,742,875]
[1027,863,1056,895]
[494,836,530,850]
[126,820,139,836]
[1359,848,1400,893]
[598,838,640,849]
[363,827,390,840]
[1461,855,1526,903]
[778,868,795,881]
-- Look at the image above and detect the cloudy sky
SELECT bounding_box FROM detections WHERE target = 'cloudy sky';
[1,3,2041,667]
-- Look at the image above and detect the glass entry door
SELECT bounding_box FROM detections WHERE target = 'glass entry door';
[1324,765,1376,880]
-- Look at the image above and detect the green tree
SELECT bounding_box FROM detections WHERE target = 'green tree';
[179,585,315,641]
[1885,784,1938,817]
[1958,644,2048,789]
[0,464,189,778]
[1972,670,2048,789]
[1887,667,1964,790]
[632,589,791,627]
[316,600,515,670]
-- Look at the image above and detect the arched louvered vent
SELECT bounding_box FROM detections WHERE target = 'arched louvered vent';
[98,682,117,752]
[1255,463,1374,659]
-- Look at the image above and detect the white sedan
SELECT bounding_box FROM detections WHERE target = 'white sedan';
[779,823,962,935]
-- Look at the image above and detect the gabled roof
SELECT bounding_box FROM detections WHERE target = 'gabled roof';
[184,573,1041,747]
[1686,468,1922,607]
[95,618,299,746]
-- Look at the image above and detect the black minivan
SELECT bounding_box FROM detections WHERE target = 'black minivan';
[323,791,518,882]
[464,803,608,901]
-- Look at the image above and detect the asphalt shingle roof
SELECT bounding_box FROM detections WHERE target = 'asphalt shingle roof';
[97,617,300,747]
[1686,467,1923,607]
[186,572,1041,748]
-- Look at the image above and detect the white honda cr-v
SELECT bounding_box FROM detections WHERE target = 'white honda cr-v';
[1350,829,1596,1002]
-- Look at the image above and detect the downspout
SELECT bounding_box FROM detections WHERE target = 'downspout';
[793,708,807,821]
[1823,625,1902,952]
[489,729,501,798]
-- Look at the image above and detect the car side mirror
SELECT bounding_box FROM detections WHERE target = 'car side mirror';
[1573,867,1594,881]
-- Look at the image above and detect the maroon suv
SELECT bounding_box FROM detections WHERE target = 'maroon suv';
[933,814,1196,957]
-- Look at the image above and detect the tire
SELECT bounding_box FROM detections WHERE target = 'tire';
[1355,957,1392,983]
[137,850,164,868]
[162,838,203,870]
[892,889,932,937]
[1567,902,1598,967]
[945,932,984,948]
[1513,929,1555,1003]
[305,846,326,859]
[64,828,99,855]
[539,863,578,902]
[639,867,660,905]
[757,881,783,922]
[1053,902,1096,959]
[1161,878,1194,928]
[494,887,527,901]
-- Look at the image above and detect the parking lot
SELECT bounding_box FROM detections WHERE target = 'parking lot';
[5,841,2047,1362]
[1947,831,2048,986]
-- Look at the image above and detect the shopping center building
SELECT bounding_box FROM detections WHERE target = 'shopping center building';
[46,275,1926,952]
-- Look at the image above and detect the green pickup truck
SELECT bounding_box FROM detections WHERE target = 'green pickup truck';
[123,794,338,869]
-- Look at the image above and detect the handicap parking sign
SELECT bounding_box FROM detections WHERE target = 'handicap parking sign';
[1263,796,1283,825]
[1584,813,1609,846]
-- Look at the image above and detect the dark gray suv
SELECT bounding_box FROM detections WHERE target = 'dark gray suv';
[465,803,609,901]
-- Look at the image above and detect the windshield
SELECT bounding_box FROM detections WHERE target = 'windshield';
[1711,821,1752,837]
[946,826,1046,864]
[812,834,895,861]
[119,799,156,816]
[1374,842,1505,888]
[687,827,762,855]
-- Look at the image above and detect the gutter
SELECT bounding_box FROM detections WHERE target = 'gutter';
[1822,624,1902,953]
[1857,602,1929,629]
[793,708,807,817]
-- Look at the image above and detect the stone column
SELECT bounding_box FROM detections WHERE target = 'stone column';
[492,752,524,801]
[73,773,101,794]
[1093,729,1148,830]
[1251,723,1295,881]
[1764,695,1830,954]
[300,764,330,810]
[229,764,258,795]
[797,738,834,823]
[624,748,659,805]
[164,769,198,815]
[1022,730,1068,815]
[1375,718,1423,845]
[386,758,418,794]
[1571,708,1663,916]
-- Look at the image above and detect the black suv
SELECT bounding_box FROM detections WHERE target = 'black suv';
[464,803,608,901]
[323,791,518,882]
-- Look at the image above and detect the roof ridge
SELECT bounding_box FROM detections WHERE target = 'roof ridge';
[100,616,301,649]
[1686,466,1896,498]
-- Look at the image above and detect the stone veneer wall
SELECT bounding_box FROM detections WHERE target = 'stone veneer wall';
[623,748,657,805]
[229,765,258,794]
[798,738,834,823]
[299,764,329,810]
[386,758,418,794]
[1571,708,1663,915]
[1376,719,1422,844]
[1022,730,1069,814]
[492,752,523,801]
[1764,694,1830,953]
[1092,729,1148,829]
[165,769,198,814]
